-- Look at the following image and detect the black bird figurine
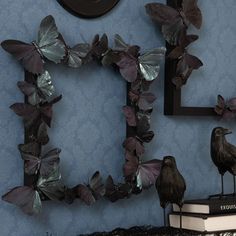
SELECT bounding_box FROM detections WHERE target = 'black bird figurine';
[156,156,186,228]
[210,127,236,198]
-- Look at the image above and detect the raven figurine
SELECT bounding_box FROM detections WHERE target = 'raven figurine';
[156,156,186,228]
[210,127,236,198]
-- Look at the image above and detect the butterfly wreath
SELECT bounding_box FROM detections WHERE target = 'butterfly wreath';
[1,15,166,215]
[146,0,203,88]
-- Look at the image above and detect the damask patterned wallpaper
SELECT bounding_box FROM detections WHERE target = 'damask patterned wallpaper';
[0,0,236,235]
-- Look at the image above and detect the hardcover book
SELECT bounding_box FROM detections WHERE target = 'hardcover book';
[169,213,236,232]
[173,198,236,215]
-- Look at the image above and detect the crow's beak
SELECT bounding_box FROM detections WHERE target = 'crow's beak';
[223,128,232,135]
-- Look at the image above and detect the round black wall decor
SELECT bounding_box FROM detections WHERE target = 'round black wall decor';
[57,0,120,18]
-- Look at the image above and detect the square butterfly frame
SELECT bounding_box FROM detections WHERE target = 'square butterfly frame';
[164,0,216,116]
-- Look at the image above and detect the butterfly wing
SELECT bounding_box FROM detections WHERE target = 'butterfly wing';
[37,167,65,201]
[37,122,49,145]
[37,70,54,100]
[215,95,226,115]
[116,53,138,82]
[182,0,202,29]
[123,106,137,127]
[89,171,105,199]
[2,186,41,215]
[123,151,139,178]
[37,15,65,63]
[145,3,184,45]
[137,159,162,189]
[139,47,166,81]
[114,34,130,51]
[123,137,145,157]
[19,149,41,175]
[76,184,96,205]
[67,44,90,68]
[138,92,156,111]
[1,40,44,74]
[40,148,61,177]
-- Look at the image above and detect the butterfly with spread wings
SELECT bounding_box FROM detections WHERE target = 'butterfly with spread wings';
[2,167,64,215]
[215,95,236,120]
[18,70,55,105]
[18,143,61,176]
[168,30,203,88]
[75,171,105,206]
[123,107,154,157]
[124,152,162,189]
[146,0,202,45]
[10,95,62,128]
[114,35,166,82]
[1,15,66,74]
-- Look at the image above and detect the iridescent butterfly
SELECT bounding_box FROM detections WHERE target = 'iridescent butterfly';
[114,35,166,82]
[18,143,61,176]
[75,172,105,206]
[1,15,66,74]
[2,167,64,215]
[124,152,162,189]
[146,0,202,45]
[18,70,54,105]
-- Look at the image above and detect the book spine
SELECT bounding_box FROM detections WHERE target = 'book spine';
[210,202,236,214]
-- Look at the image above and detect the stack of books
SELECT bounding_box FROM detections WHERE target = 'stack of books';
[169,197,236,233]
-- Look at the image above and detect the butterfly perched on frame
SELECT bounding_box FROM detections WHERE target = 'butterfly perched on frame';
[10,95,62,128]
[75,171,105,206]
[215,95,236,120]
[18,70,55,105]
[146,0,202,45]
[18,143,61,176]
[105,176,131,202]
[2,167,64,215]
[168,30,203,88]
[1,15,66,74]
[114,35,166,82]
[124,152,162,189]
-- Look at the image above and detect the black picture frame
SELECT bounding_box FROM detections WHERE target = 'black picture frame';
[164,0,216,116]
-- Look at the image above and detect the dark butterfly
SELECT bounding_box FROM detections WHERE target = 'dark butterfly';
[2,166,64,215]
[18,143,61,176]
[2,186,42,215]
[66,43,91,68]
[146,0,202,45]
[1,15,66,74]
[114,35,165,82]
[123,137,145,157]
[129,90,156,111]
[10,95,62,128]
[124,152,162,189]
[37,167,65,201]
[168,31,203,88]
[75,171,105,206]
[123,106,137,127]
[215,95,236,120]
[91,34,109,59]
[18,70,54,105]
[105,176,131,202]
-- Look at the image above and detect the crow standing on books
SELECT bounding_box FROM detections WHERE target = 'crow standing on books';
[156,156,186,228]
[210,127,236,198]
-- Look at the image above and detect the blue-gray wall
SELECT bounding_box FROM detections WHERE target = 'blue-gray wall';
[0,0,236,235]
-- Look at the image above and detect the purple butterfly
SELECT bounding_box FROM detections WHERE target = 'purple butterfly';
[123,106,137,127]
[124,152,162,189]
[215,95,236,120]
[1,15,66,74]
[105,176,131,202]
[75,172,105,206]
[18,143,61,176]
[129,90,156,111]
[10,95,62,128]
[2,186,42,215]
[146,0,202,45]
